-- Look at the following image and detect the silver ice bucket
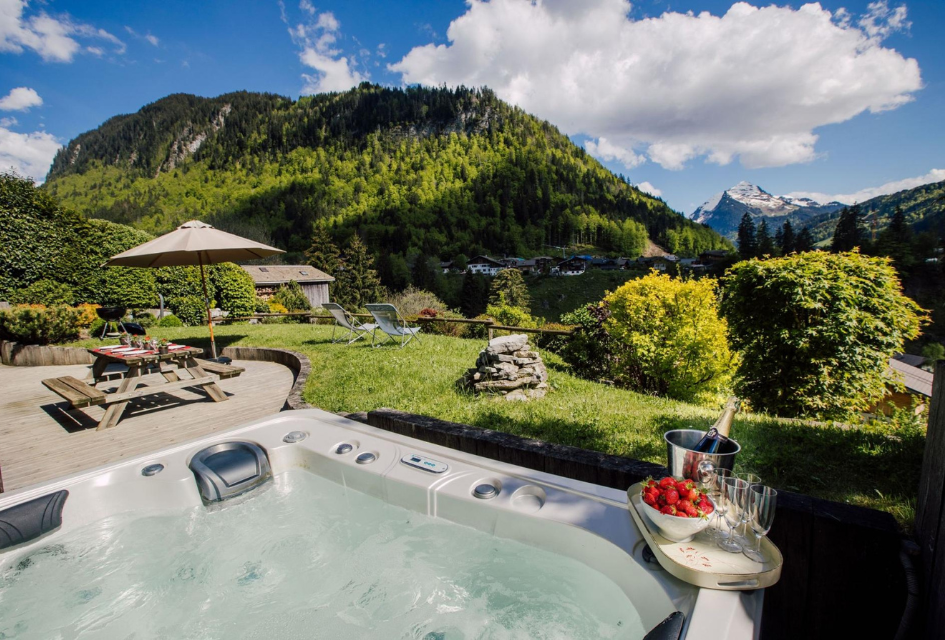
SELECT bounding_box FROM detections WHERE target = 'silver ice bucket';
[664,429,740,482]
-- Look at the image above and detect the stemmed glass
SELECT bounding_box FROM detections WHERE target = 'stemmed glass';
[744,485,777,562]
[735,472,762,544]
[706,467,734,542]
[718,477,748,553]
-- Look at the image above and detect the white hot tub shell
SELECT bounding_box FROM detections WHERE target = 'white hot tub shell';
[0,409,762,639]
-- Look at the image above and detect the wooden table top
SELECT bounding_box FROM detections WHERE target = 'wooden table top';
[88,344,203,364]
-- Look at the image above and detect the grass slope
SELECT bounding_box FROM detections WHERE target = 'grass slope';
[527,268,647,321]
[72,324,923,527]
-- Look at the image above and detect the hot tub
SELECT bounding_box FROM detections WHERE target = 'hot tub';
[0,409,761,639]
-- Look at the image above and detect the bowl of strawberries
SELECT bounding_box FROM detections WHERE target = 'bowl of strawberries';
[634,476,716,542]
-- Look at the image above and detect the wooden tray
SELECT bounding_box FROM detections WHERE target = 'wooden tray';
[627,481,782,590]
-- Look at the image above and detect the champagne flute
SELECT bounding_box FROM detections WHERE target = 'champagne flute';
[718,477,748,553]
[735,472,762,544]
[709,468,734,542]
[744,485,777,562]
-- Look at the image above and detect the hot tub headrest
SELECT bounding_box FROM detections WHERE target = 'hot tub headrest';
[0,490,69,550]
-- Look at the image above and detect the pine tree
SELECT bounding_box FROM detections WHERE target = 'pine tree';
[831,204,864,252]
[460,272,489,317]
[335,234,383,309]
[779,220,796,254]
[795,227,815,252]
[488,268,531,312]
[304,226,341,276]
[876,205,915,270]
[737,213,757,259]
[411,255,439,292]
[757,220,775,257]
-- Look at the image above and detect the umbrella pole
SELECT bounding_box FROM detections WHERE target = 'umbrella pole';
[199,257,217,359]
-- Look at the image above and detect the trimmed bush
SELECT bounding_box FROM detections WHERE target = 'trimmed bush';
[10,279,76,306]
[0,305,83,344]
[605,272,734,403]
[133,311,156,328]
[75,303,100,328]
[721,251,926,418]
[558,304,616,380]
[168,296,206,326]
[157,315,183,327]
[388,287,448,317]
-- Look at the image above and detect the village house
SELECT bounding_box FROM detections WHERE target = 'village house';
[241,265,334,308]
[637,255,678,272]
[555,256,589,276]
[466,255,505,276]
[514,256,556,275]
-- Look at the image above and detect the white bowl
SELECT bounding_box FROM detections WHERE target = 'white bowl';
[637,493,715,542]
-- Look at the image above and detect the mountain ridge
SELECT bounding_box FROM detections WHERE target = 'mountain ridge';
[45,84,730,261]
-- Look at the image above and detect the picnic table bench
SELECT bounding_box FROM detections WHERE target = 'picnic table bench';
[41,345,244,431]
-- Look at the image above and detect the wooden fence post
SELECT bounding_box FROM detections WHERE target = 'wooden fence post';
[916,360,945,639]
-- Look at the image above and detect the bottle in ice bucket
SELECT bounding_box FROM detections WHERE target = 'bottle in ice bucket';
[683,398,738,479]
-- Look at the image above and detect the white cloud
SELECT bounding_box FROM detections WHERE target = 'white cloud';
[636,181,662,198]
[0,0,124,62]
[0,123,59,182]
[124,26,159,47]
[287,9,366,94]
[0,86,41,111]
[784,169,945,205]
[584,137,644,170]
[391,0,921,171]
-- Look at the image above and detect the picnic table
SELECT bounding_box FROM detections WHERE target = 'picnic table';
[42,344,244,431]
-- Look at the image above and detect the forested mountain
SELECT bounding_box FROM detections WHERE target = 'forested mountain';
[44,84,728,261]
[804,180,945,244]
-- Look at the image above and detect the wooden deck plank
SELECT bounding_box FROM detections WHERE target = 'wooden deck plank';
[0,360,294,493]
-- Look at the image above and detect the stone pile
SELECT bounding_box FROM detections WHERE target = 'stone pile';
[457,334,548,401]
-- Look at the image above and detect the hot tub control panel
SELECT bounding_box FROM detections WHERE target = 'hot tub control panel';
[401,454,449,474]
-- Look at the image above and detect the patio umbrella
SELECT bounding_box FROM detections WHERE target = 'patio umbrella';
[104,220,284,358]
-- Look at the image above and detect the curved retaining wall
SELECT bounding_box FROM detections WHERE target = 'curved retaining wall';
[0,341,95,367]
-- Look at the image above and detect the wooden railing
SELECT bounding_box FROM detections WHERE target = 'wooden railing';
[219,312,578,339]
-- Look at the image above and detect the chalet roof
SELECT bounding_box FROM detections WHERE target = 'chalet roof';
[468,255,504,266]
[241,264,334,285]
[893,353,927,368]
[888,358,933,397]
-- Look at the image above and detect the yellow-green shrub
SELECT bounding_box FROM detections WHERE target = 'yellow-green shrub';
[604,272,734,403]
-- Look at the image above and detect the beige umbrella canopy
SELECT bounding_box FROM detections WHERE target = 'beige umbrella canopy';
[104,220,284,358]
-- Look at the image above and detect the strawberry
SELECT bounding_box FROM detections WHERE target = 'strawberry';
[660,504,677,516]
[697,498,714,514]
[684,504,699,517]
[643,492,657,506]
[686,488,701,502]
[676,479,695,494]
[677,499,693,513]
[659,477,676,490]
[664,488,679,505]
[675,510,689,518]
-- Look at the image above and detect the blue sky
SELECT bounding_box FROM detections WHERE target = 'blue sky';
[1,0,942,215]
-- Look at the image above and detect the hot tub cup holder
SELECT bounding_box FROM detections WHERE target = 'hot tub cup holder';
[510,485,546,513]
[331,440,359,455]
[471,478,503,500]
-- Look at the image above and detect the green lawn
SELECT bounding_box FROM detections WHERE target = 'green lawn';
[527,268,647,322]
[71,323,924,529]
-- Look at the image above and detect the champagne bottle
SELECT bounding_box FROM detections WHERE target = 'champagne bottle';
[692,398,738,453]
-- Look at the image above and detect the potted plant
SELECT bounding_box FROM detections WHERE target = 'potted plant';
[158,338,169,354]
[119,332,131,346]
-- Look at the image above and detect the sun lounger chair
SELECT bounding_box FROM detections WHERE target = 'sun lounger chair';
[365,303,422,348]
[322,303,378,344]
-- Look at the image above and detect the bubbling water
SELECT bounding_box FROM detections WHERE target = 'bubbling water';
[0,471,645,639]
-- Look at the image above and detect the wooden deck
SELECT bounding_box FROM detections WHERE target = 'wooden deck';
[0,360,294,493]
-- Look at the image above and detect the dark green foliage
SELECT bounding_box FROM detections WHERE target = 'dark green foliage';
[756,220,775,257]
[459,272,489,318]
[452,254,468,271]
[376,251,410,292]
[558,304,616,381]
[0,305,83,345]
[210,263,257,317]
[795,226,814,252]
[737,213,756,258]
[157,315,184,327]
[45,85,729,259]
[10,279,76,306]
[778,220,796,254]
[922,342,944,362]
[132,311,156,328]
[874,205,916,270]
[411,255,439,292]
[304,225,342,297]
[271,280,311,312]
[488,269,530,313]
[334,234,383,309]
[168,296,206,326]
[830,204,865,252]
[721,251,925,418]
